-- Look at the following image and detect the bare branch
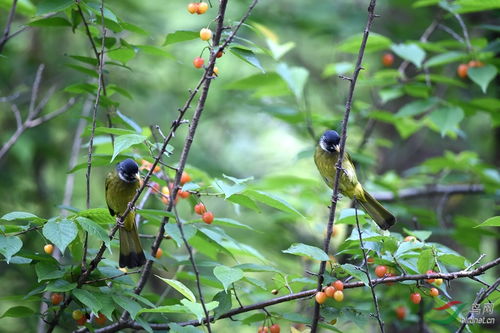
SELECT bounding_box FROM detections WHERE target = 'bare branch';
[311,1,379,331]
[0,0,18,53]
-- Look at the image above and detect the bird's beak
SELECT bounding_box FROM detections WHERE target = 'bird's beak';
[334,144,340,152]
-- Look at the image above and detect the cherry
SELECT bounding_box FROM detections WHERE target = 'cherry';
[367,257,374,264]
[429,288,439,297]
[178,190,190,199]
[72,310,84,320]
[333,280,344,291]
[315,291,327,304]
[193,57,204,68]
[197,2,209,14]
[94,313,107,325]
[187,3,198,14]
[404,235,416,242]
[50,293,63,305]
[457,64,468,78]
[425,270,435,283]
[382,53,394,67]
[333,290,344,302]
[44,244,54,255]
[434,278,443,286]
[395,306,406,320]
[410,292,422,304]
[270,324,280,333]
[155,248,163,259]
[180,171,191,184]
[375,265,387,278]
[199,28,212,41]
[324,286,336,298]
[202,211,214,224]
[194,203,206,215]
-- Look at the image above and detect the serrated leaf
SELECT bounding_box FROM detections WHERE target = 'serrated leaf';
[468,65,497,93]
[0,235,23,263]
[0,306,34,318]
[42,218,77,253]
[156,276,196,302]
[417,249,435,273]
[36,0,73,15]
[283,243,329,261]
[230,47,264,72]
[213,265,244,291]
[76,217,110,250]
[112,294,141,319]
[164,223,196,247]
[428,105,464,137]
[111,134,146,161]
[391,43,426,68]
[245,190,303,217]
[35,262,64,282]
[475,216,500,227]
[341,263,369,286]
[72,289,103,314]
[163,30,199,46]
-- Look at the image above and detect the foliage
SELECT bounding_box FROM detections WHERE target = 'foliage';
[0,0,498,332]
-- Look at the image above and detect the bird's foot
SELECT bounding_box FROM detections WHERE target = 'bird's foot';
[116,216,125,228]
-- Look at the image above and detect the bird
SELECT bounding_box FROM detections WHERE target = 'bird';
[314,130,396,230]
[105,158,146,268]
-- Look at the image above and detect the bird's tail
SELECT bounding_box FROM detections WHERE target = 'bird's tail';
[358,187,396,230]
[119,215,146,268]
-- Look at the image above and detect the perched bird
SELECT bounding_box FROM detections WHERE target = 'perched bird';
[314,130,396,230]
[105,159,146,268]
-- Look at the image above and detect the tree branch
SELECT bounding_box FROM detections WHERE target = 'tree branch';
[354,199,384,332]
[0,0,18,53]
[372,184,485,202]
[81,257,500,332]
[311,1,379,331]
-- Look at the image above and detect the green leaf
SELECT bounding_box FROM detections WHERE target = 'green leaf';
[341,263,369,286]
[72,289,103,314]
[428,105,464,137]
[337,208,366,225]
[454,0,500,14]
[338,32,392,54]
[111,134,146,162]
[163,30,199,45]
[230,47,264,72]
[244,190,303,217]
[94,127,136,136]
[168,323,203,333]
[138,304,191,315]
[66,64,98,78]
[108,48,136,64]
[417,249,435,273]
[64,83,97,95]
[212,291,232,320]
[266,39,295,60]
[322,62,354,78]
[395,241,424,258]
[226,194,260,212]
[213,179,245,198]
[1,211,39,221]
[276,63,309,101]
[396,98,438,118]
[45,279,77,292]
[439,254,467,268]
[468,65,497,93]
[475,216,500,227]
[211,217,253,230]
[42,218,78,253]
[0,306,34,318]
[213,265,244,291]
[164,223,196,247]
[224,72,290,97]
[35,262,64,281]
[391,43,426,68]
[76,217,110,249]
[425,51,467,67]
[28,17,71,27]
[0,235,22,263]
[283,243,329,261]
[77,208,115,224]
[36,0,73,15]
[180,299,218,322]
[121,22,149,35]
[135,45,173,59]
[112,294,142,319]
[403,228,432,241]
[155,276,196,302]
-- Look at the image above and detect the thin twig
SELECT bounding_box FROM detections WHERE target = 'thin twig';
[233,283,244,308]
[83,0,107,271]
[456,277,500,333]
[354,199,385,332]
[80,257,500,332]
[437,24,465,43]
[452,12,472,52]
[0,0,18,53]
[83,270,140,285]
[311,1,379,331]
[465,254,486,271]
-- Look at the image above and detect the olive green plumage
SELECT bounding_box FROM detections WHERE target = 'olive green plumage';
[105,159,146,268]
[314,130,396,230]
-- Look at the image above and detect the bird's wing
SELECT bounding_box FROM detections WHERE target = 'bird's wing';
[105,171,115,216]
